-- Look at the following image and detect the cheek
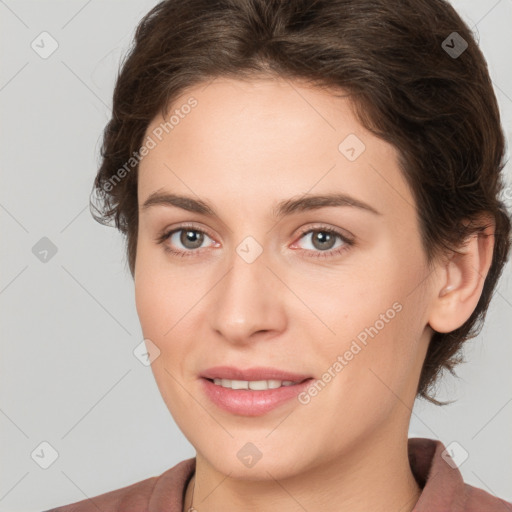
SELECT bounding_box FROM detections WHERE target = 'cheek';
[134,246,188,339]
[134,251,200,384]
[134,270,193,418]
[299,265,404,350]
[135,281,189,368]
[134,277,167,339]
[310,257,426,395]
[302,301,422,446]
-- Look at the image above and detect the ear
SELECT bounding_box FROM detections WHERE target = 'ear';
[427,216,495,333]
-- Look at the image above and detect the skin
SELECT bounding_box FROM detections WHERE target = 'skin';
[134,76,494,512]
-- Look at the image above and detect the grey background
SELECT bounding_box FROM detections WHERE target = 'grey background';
[1,1,511,510]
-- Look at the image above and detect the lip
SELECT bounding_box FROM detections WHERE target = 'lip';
[200,366,312,382]
[199,366,314,416]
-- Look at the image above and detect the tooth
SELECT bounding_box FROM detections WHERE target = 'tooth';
[248,380,269,390]
[231,380,249,389]
[211,378,299,390]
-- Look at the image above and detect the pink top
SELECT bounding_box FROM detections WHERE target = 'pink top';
[44,437,511,511]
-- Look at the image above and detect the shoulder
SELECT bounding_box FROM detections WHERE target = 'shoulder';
[461,483,512,511]
[42,474,157,512]
[408,437,512,510]
[43,458,195,512]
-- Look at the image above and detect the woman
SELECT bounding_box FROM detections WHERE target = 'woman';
[46,0,511,510]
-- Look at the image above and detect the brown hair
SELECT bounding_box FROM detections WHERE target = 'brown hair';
[90,0,511,405]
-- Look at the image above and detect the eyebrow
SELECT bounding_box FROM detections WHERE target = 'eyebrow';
[141,191,381,217]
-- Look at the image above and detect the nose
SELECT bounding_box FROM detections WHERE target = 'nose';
[208,246,288,346]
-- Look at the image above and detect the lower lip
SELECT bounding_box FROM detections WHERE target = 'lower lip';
[200,377,314,416]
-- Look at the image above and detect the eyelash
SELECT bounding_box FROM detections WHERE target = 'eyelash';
[155,223,354,259]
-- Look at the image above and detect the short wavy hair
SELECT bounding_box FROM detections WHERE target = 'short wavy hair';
[90,0,511,405]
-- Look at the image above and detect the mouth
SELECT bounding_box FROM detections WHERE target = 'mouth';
[199,366,314,416]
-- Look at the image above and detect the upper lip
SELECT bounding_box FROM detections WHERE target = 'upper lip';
[200,366,312,382]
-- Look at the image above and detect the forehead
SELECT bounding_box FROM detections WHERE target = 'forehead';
[138,77,413,221]
[144,76,361,155]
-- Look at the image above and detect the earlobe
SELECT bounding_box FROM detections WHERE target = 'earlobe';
[428,220,495,334]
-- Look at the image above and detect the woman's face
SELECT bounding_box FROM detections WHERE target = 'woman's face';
[135,77,436,479]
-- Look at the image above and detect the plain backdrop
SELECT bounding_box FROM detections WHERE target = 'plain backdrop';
[1,1,511,510]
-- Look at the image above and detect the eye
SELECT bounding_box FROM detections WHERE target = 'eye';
[155,224,217,257]
[292,225,354,259]
[155,223,354,259]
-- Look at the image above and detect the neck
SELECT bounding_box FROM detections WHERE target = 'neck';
[183,428,422,512]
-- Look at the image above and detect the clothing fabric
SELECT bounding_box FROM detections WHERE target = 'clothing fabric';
[43,437,511,511]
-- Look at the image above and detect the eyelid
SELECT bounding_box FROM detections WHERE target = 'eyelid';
[155,222,216,244]
[293,223,354,244]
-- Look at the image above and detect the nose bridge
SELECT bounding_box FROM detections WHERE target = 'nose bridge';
[209,236,285,342]
[220,240,271,316]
